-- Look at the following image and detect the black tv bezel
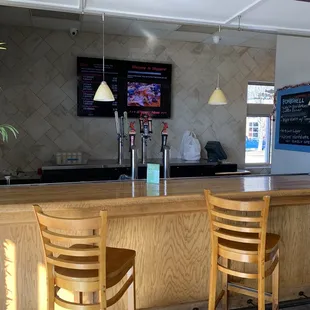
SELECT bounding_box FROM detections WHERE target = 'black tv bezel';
[77,57,172,119]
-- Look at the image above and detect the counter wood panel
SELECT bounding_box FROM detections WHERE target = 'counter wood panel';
[2,175,310,309]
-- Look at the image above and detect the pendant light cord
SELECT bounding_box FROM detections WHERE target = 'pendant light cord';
[102,14,105,81]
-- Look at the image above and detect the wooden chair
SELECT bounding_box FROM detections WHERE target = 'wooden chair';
[204,191,280,310]
[33,205,136,310]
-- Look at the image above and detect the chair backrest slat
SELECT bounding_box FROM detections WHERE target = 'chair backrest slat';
[36,211,101,230]
[213,220,262,233]
[211,210,262,223]
[42,230,101,245]
[208,194,264,211]
[46,256,100,270]
[214,230,260,244]
[45,243,100,257]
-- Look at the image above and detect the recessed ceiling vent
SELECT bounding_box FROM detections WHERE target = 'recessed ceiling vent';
[296,0,310,2]
[176,24,219,34]
[30,9,80,21]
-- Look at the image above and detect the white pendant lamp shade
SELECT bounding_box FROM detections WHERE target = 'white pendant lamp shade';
[208,74,227,105]
[93,14,115,102]
[94,81,115,101]
[208,88,227,105]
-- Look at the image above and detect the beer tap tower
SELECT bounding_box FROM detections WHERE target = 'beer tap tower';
[161,122,169,152]
[114,110,128,165]
[129,121,138,179]
[139,112,152,164]
[129,121,136,151]
[161,122,170,179]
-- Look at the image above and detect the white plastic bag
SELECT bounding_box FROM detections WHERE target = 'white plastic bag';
[180,130,201,161]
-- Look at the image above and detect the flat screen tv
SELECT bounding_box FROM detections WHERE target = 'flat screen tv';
[77,57,172,118]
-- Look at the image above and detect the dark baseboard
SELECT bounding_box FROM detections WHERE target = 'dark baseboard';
[237,297,310,309]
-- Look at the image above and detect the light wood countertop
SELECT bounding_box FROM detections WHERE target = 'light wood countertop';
[1,175,310,214]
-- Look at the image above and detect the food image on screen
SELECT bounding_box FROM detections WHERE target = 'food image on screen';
[127,83,161,108]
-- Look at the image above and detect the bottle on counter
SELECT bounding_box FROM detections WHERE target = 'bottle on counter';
[56,152,62,165]
[67,153,72,164]
[77,152,82,164]
[72,152,77,164]
[61,152,67,165]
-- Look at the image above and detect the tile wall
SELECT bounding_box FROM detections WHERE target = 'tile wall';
[0,25,275,172]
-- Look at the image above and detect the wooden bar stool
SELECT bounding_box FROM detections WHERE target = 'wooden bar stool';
[204,191,280,310]
[33,205,136,310]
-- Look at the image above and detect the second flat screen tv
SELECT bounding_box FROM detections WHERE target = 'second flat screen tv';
[77,57,172,118]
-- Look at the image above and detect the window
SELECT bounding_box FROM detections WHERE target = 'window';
[245,82,275,165]
[247,82,274,104]
[245,117,271,164]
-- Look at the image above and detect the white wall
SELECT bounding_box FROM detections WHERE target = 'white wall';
[272,35,310,174]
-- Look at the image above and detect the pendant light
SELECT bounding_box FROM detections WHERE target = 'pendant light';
[208,74,227,105]
[93,14,115,102]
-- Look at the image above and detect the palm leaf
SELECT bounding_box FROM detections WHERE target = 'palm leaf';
[0,128,8,142]
[0,125,19,142]
[0,42,6,50]
[3,125,19,138]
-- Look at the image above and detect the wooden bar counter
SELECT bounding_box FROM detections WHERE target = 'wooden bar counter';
[2,174,310,309]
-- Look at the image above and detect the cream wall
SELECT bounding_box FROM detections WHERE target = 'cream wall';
[0,25,275,172]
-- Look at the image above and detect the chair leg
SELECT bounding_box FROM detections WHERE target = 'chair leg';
[257,258,265,310]
[272,249,279,310]
[47,264,54,310]
[133,264,137,310]
[74,292,82,304]
[127,264,136,310]
[99,287,107,310]
[222,258,229,310]
[209,249,218,310]
[257,277,265,310]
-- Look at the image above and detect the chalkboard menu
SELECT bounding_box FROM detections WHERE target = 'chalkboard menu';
[275,85,310,152]
[77,57,172,118]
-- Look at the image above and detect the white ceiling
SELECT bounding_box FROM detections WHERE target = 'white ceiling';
[86,0,257,24]
[0,0,310,36]
[0,5,277,49]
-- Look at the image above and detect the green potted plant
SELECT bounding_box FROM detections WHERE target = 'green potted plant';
[0,125,18,142]
[0,42,19,142]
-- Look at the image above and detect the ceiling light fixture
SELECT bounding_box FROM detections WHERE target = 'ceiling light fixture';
[93,14,115,102]
[208,74,227,105]
[212,25,221,44]
[238,15,242,32]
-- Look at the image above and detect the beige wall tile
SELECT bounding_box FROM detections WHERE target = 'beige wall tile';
[29,57,59,87]
[37,81,67,109]
[22,111,51,141]
[45,31,75,55]
[11,89,43,118]
[0,26,275,172]
[54,128,84,151]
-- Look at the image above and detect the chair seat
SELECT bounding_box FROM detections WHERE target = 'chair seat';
[55,246,136,288]
[218,230,280,255]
